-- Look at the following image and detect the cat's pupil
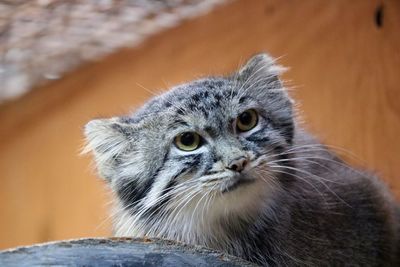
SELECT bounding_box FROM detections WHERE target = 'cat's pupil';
[181,132,195,146]
[239,111,252,125]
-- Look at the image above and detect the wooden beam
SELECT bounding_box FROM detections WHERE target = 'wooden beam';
[0,238,256,266]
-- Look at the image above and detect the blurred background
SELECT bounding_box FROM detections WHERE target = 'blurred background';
[0,0,399,249]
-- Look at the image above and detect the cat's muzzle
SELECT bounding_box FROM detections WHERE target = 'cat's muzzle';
[221,175,255,193]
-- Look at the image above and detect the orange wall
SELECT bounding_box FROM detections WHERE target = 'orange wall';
[0,0,399,249]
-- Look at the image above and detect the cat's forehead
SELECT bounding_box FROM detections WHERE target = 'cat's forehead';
[165,78,234,108]
[133,77,240,122]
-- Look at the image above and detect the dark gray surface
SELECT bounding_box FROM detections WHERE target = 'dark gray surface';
[0,237,257,267]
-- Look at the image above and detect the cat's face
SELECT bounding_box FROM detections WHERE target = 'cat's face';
[84,54,294,236]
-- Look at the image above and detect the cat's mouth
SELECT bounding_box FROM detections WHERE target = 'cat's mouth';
[221,176,255,194]
[200,170,257,193]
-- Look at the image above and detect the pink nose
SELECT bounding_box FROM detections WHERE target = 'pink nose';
[227,157,248,172]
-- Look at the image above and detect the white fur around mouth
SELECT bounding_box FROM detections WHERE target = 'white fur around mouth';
[221,176,255,193]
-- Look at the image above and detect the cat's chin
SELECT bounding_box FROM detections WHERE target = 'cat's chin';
[210,174,276,218]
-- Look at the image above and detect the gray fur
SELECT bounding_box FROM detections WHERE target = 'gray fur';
[84,53,400,266]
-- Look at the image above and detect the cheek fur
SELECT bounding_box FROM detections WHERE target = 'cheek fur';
[118,151,210,213]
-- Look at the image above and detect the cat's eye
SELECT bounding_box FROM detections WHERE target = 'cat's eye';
[236,109,258,132]
[174,132,201,151]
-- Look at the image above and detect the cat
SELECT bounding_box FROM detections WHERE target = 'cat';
[84,53,399,266]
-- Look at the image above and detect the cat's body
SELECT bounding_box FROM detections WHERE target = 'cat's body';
[85,54,399,266]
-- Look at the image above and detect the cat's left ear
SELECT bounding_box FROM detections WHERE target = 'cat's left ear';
[234,53,286,89]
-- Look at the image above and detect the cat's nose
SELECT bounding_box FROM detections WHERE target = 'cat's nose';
[227,157,248,173]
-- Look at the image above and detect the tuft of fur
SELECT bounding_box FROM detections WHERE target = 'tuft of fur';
[84,53,399,266]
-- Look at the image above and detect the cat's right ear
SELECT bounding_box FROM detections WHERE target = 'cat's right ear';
[235,53,286,85]
[83,117,138,181]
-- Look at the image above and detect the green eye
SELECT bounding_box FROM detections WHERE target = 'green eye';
[174,132,201,151]
[237,109,258,132]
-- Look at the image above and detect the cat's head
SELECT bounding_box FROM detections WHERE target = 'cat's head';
[84,53,294,238]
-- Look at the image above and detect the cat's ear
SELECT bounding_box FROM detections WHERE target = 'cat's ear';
[235,53,286,87]
[83,117,140,181]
